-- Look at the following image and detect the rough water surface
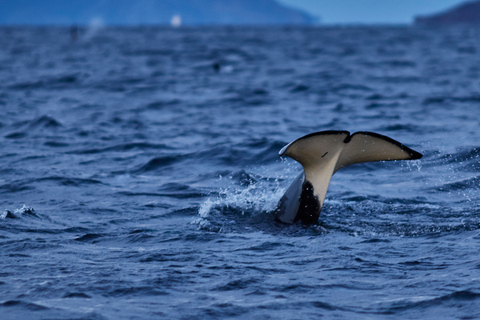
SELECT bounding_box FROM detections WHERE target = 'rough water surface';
[1,26,480,319]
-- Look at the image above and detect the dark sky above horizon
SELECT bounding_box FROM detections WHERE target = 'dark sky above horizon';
[279,0,465,24]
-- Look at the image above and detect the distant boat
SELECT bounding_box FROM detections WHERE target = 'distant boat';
[171,15,182,27]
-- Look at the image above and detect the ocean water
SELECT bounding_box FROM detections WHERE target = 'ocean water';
[1,25,480,319]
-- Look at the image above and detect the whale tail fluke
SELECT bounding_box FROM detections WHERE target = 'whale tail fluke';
[280,131,422,172]
[276,131,422,224]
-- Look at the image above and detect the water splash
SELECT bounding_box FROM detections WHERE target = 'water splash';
[194,172,286,231]
[171,15,182,28]
[84,17,104,40]
[1,205,37,219]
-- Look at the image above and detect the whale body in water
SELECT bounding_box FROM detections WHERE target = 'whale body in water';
[275,131,422,224]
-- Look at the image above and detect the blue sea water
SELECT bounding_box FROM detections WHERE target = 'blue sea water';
[1,25,480,319]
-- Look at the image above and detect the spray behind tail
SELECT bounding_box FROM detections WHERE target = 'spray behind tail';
[275,131,422,224]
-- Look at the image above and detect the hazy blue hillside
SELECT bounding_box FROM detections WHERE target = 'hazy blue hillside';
[0,0,316,25]
[415,0,480,26]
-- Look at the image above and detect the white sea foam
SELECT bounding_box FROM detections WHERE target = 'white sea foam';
[198,183,284,217]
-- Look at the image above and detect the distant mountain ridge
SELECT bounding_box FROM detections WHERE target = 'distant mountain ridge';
[0,0,317,25]
[415,0,480,26]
